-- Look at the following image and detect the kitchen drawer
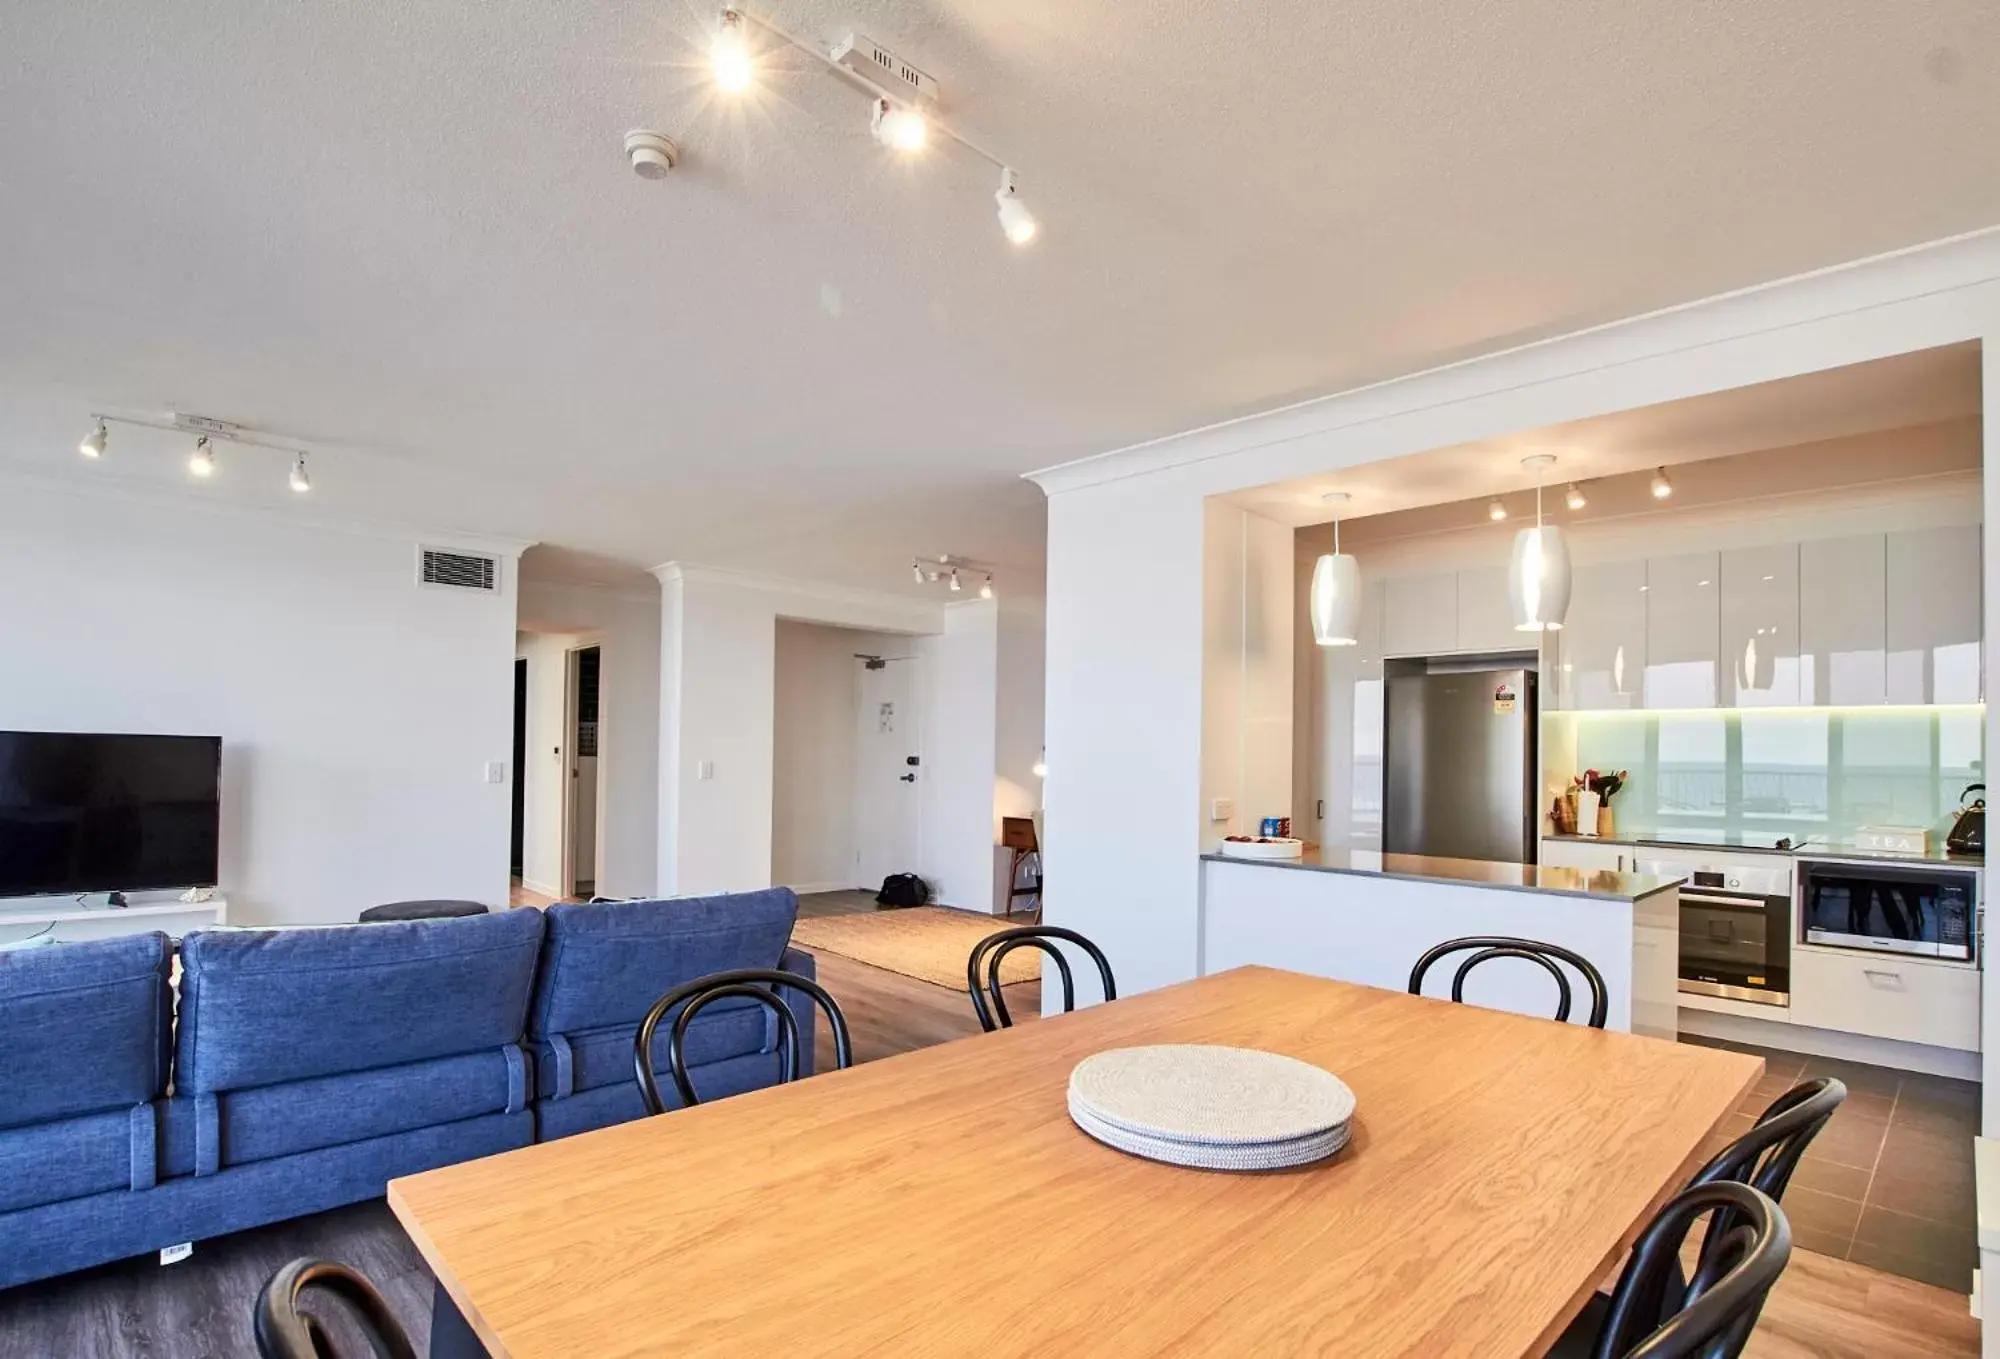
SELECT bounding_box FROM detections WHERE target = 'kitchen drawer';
[1789,946,1980,1052]
[1539,838,1637,873]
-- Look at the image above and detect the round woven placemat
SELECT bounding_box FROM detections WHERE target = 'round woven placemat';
[1067,1045,1355,1147]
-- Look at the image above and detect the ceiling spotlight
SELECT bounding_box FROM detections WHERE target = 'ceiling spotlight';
[289,454,311,494]
[1487,499,1508,522]
[913,562,926,584]
[871,99,928,153]
[995,168,1037,245]
[187,436,216,479]
[979,574,994,600]
[79,421,107,459]
[1650,466,1673,500]
[948,568,962,593]
[1565,483,1586,511]
[710,9,754,93]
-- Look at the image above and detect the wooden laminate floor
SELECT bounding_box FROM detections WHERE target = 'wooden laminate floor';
[0,957,1977,1358]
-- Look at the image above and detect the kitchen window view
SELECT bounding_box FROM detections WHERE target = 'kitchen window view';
[1556,705,1984,845]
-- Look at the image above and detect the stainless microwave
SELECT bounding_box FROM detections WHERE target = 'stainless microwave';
[1798,858,1977,963]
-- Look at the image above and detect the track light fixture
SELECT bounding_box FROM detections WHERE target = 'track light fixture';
[911,554,996,598]
[656,11,1036,249]
[978,574,995,600]
[76,412,324,494]
[1650,466,1673,500]
[1564,482,1586,511]
[995,168,1037,245]
[1487,499,1508,522]
[871,98,928,153]
[710,9,754,93]
[948,567,962,592]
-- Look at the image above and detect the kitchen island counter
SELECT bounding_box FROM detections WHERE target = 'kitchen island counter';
[1201,846,1678,903]
[1200,850,1681,1036]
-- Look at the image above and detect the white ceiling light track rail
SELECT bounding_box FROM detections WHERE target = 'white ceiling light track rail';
[912,553,997,599]
[77,411,316,493]
[631,8,1039,247]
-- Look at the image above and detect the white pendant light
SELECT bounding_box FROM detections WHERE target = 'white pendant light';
[1310,492,1361,647]
[1509,454,1571,632]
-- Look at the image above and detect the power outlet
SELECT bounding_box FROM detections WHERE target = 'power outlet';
[1210,797,1234,823]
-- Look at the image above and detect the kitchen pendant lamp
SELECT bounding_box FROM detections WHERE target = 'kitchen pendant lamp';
[1311,493,1360,647]
[1509,455,1572,632]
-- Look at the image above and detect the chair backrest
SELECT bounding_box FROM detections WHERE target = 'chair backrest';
[1591,1181,1791,1359]
[966,926,1115,1032]
[253,1258,416,1359]
[1686,1077,1844,1270]
[633,968,852,1114]
[1406,935,1609,1028]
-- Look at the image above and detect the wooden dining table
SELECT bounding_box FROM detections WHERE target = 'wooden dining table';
[388,965,1762,1358]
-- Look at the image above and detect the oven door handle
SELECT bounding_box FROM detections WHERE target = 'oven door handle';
[1680,891,1779,910]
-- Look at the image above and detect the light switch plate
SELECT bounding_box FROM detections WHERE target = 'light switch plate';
[484,761,507,785]
[697,759,715,781]
[1210,797,1234,823]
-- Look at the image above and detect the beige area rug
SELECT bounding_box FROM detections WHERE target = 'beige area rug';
[789,907,1035,990]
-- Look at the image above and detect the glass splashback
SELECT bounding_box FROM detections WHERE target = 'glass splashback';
[1551,706,1984,843]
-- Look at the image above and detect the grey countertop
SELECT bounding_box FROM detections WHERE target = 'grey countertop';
[1201,845,1681,903]
[1543,831,1982,868]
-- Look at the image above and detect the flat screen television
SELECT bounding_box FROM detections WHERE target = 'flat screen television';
[0,731,221,897]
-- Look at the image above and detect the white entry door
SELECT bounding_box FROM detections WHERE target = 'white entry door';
[854,657,922,892]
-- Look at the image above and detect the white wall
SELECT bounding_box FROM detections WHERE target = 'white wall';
[0,483,523,924]
[993,583,1047,830]
[771,620,909,892]
[514,630,583,897]
[517,575,661,899]
[1032,227,2000,1015]
[656,565,942,896]
[917,601,1001,910]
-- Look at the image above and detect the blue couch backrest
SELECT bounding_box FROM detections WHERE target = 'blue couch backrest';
[0,932,172,1130]
[175,910,545,1094]
[526,889,799,1039]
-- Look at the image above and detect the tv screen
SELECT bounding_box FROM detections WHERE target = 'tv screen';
[0,732,221,897]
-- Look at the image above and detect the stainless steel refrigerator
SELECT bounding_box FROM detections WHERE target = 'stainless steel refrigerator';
[1383,666,1538,864]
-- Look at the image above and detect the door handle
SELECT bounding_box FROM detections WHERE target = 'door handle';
[899,773,917,783]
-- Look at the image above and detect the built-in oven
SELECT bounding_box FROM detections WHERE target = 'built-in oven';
[1637,854,1793,1006]
[1798,858,1977,962]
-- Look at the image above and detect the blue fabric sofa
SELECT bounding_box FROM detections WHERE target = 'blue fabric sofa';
[528,889,812,1140]
[0,887,814,1292]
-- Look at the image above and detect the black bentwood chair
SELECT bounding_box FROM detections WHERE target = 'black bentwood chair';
[1407,935,1610,1029]
[633,968,853,1114]
[253,1259,417,1359]
[1551,1181,1792,1359]
[966,925,1116,1032]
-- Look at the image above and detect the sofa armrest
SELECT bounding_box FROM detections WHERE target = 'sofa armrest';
[777,947,819,1078]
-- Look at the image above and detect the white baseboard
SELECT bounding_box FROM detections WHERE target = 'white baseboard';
[1678,1007,1980,1080]
[518,878,562,899]
[783,881,854,896]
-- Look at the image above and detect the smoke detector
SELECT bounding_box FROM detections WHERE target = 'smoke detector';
[623,130,680,180]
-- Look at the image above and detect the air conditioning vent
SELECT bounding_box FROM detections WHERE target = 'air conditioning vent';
[418,547,499,593]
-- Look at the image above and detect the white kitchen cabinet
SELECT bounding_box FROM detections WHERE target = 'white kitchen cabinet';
[1887,525,1983,704]
[1539,837,1638,873]
[1556,558,1647,710]
[1381,573,1458,658]
[1455,565,1519,654]
[1799,535,1887,706]
[1721,543,1801,707]
[1643,553,1720,709]
[1789,945,1980,1052]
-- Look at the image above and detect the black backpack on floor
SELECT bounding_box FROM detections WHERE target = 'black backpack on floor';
[875,873,928,908]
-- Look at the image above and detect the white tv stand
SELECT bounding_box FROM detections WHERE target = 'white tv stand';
[0,892,229,948]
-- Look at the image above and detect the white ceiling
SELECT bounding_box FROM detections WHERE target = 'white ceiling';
[1230,344,1985,528]
[2,3,1997,592]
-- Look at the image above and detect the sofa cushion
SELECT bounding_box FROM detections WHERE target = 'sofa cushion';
[527,889,798,1039]
[0,932,171,1130]
[534,1008,767,1101]
[175,910,543,1094]
[158,1048,525,1173]
[0,1106,150,1213]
